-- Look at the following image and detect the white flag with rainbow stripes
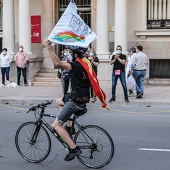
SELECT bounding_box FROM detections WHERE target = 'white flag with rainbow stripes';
[48,1,97,47]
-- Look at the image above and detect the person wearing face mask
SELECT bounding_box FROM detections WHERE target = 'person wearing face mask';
[87,48,100,103]
[0,48,12,87]
[109,45,129,103]
[61,49,72,95]
[125,47,137,97]
[15,45,29,86]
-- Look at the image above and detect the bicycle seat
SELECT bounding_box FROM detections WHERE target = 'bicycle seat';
[75,103,87,117]
[75,108,87,117]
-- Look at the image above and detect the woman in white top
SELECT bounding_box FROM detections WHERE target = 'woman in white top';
[0,48,12,87]
[125,47,137,96]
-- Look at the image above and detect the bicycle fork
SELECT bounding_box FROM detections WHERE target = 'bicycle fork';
[30,121,41,144]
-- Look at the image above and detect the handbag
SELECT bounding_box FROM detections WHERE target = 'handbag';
[57,70,61,79]
[126,75,136,90]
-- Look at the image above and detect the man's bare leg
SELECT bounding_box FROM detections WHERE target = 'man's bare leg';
[52,119,76,149]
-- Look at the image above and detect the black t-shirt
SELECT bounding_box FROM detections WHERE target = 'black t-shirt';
[111,54,126,72]
[70,61,90,103]
[91,57,100,74]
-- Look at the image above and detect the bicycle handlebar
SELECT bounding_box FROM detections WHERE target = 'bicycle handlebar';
[27,101,52,113]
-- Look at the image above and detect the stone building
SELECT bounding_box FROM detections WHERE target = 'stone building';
[1,0,170,85]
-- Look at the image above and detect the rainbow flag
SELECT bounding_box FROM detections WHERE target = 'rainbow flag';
[77,58,110,110]
[48,2,96,47]
[54,30,85,42]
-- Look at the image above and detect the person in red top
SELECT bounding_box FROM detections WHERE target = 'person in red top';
[15,45,29,86]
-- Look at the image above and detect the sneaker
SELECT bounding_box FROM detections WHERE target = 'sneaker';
[65,125,76,136]
[125,98,129,102]
[64,146,82,161]
[137,92,143,98]
[109,97,115,103]
[1,84,5,87]
[91,97,97,103]
[128,93,134,97]
[24,84,27,86]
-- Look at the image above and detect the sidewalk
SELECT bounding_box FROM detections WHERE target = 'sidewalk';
[0,82,169,107]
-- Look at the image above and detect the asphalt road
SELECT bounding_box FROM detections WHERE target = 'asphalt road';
[0,102,170,170]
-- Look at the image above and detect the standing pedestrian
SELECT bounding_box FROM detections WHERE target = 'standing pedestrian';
[87,48,100,103]
[132,45,149,98]
[61,48,72,95]
[15,45,29,86]
[109,45,129,102]
[125,47,137,96]
[0,48,12,87]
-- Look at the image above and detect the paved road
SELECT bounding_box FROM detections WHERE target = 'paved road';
[0,102,170,170]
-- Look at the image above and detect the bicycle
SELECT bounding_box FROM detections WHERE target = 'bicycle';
[15,101,114,169]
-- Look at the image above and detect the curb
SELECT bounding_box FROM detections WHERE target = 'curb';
[1,99,170,107]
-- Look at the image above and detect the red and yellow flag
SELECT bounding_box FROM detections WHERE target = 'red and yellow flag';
[77,58,110,110]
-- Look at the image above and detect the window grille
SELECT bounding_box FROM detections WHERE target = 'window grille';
[150,59,170,78]
[0,0,2,31]
[58,0,91,52]
[59,0,91,26]
[59,0,91,8]
[147,0,170,29]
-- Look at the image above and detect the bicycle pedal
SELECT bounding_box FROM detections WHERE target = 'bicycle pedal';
[63,146,69,152]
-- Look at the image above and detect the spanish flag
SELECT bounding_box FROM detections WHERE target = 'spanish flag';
[77,58,110,110]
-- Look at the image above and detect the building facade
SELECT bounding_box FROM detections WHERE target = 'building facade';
[1,0,170,85]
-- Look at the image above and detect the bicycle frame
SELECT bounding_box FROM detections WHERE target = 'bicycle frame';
[29,103,95,153]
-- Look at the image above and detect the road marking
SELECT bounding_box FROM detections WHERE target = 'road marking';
[5,105,27,111]
[99,108,170,114]
[139,148,170,152]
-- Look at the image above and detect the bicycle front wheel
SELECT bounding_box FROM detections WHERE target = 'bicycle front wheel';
[15,122,51,163]
[74,125,114,169]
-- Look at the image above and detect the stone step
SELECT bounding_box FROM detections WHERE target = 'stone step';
[39,68,58,73]
[34,77,60,82]
[145,78,170,85]
[32,81,61,87]
[36,72,58,77]
[32,68,62,86]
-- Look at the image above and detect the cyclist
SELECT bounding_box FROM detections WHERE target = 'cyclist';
[43,40,90,161]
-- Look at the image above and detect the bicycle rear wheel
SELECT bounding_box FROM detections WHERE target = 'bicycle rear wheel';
[74,125,114,169]
[15,122,51,163]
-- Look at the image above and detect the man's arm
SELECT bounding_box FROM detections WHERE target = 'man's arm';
[114,54,126,65]
[110,55,117,65]
[117,57,126,65]
[43,40,72,70]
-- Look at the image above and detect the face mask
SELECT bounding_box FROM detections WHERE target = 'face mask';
[89,52,94,57]
[2,51,7,55]
[19,48,23,52]
[64,52,68,56]
[116,50,122,54]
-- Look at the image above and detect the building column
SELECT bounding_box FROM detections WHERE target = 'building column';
[96,0,110,60]
[3,0,15,55]
[19,0,32,54]
[114,0,128,54]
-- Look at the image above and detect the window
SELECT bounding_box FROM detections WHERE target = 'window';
[0,0,2,31]
[150,59,170,78]
[147,0,170,29]
[59,0,91,26]
[58,0,91,52]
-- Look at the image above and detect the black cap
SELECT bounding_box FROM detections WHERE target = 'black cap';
[73,49,84,56]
